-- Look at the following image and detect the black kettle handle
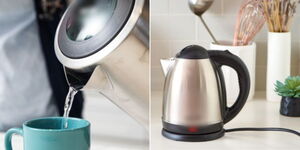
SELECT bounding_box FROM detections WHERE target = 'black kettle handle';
[208,50,250,124]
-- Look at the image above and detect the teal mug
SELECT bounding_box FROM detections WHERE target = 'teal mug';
[5,117,90,150]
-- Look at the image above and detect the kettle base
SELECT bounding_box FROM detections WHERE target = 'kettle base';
[162,129,225,142]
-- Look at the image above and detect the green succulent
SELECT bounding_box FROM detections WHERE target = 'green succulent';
[275,76,300,98]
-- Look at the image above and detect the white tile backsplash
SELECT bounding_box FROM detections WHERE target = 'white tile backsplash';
[169,40,199,56]
[291,16,300,41]
[169,0,191,14]
[291,42,300,66]
[152,15,197,40]
[151,0,300,91]
[151,0,169,14]
[151,66,164,91]
[223,0,244,14]
[198,14,236,41]
[151,41,171,66]
[151,15,171,40]
[255,42,267,66]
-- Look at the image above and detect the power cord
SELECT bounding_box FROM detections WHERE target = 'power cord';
[225,127,300,136]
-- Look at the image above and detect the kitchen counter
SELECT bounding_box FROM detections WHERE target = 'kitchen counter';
[151,91,300,150]
[0,91,148,150]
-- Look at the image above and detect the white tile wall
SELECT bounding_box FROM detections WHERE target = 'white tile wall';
[151,0,300,91]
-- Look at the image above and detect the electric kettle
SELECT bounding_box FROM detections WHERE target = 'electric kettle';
[160,45,250,141]
[54,0,149,129]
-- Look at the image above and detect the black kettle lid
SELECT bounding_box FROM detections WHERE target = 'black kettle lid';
[176,45,209,59]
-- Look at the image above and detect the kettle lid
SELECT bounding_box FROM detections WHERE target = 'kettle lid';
[176,45,209,59]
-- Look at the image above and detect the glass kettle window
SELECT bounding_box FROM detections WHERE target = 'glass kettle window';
[66,0,117,41]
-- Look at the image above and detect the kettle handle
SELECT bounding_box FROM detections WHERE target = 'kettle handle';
[208,50,250,124]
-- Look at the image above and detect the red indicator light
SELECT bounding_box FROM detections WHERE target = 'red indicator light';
[188,127,198,133]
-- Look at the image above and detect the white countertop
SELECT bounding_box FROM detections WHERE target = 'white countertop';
[2,91,300,149]
[0,91,148,150]
[151,91,300,150]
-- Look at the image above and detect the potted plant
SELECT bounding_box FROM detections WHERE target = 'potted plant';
[275,76,300,117]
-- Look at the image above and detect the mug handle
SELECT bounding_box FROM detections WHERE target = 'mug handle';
[5,128,23,150]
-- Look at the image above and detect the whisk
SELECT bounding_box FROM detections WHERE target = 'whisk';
[233,0,265,46]
[262,0,299,32]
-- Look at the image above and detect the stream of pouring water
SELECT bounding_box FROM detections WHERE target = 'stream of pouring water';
[62,87,78,128]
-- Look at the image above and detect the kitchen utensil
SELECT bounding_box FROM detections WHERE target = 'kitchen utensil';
[261,0,299,32]
[54,0,149,129]
[233,0,265,46]
[160,45,250,141]
[5,117,90,150]
[188,0,219,44]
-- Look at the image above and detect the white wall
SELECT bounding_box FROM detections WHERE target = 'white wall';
[151,0,300,92]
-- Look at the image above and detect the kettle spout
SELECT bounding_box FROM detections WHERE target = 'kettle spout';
[64,66,112,91]
[160,58,175,76]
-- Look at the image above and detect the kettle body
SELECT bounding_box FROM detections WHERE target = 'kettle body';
[161,45,250,141]
[54,0,149,129]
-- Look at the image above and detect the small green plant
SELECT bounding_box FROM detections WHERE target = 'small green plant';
[275,76,300,98]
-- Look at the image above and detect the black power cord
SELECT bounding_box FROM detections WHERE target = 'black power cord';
[225,127,300,136]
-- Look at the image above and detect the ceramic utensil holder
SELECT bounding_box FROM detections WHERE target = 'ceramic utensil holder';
[210,42,256,102]
[267,32,291,102]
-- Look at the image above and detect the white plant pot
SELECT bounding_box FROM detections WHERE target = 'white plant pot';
[267,32,291,102]
[210,42,256,102]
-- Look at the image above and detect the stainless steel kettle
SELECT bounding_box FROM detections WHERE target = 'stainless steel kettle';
[54,0,149,129]
[160,45,250,141]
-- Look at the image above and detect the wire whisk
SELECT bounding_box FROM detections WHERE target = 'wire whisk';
[233,0,265,46]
